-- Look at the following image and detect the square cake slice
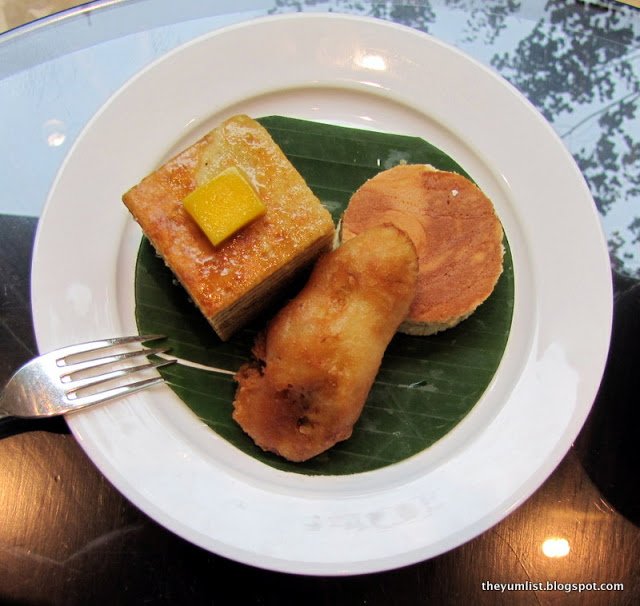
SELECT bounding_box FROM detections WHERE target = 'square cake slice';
[123,114,335,340]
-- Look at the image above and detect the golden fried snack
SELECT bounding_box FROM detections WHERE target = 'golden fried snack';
[122,114,335,341]
[342,164,504,335]
[232,224,418,462]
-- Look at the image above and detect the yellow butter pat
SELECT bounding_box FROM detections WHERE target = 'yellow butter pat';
[183,166,266,246]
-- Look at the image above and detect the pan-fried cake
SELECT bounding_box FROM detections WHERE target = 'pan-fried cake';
[342,164,504,335]
[232,224,418,462]
[122,114,335,340]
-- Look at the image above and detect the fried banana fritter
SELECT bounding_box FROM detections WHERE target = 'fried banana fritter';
[232,224,418,462]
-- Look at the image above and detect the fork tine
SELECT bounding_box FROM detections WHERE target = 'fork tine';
[64,358,176,394]
[64,375,168,411]
[53,334,166,361]
[60,346,170,376]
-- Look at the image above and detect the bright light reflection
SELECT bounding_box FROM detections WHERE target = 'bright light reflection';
[356,53,388,71]
[43,118,66,147]
[542,537,570,558]
[48,132,66,147]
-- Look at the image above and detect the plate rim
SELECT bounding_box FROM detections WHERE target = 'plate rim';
[31,12,612,575]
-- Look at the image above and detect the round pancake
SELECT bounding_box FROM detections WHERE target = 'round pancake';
[341,164,504,335]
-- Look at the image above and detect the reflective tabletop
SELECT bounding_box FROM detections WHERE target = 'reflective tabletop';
[1,1,638,604]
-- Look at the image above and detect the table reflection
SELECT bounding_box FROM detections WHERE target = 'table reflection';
[269,0,640,279]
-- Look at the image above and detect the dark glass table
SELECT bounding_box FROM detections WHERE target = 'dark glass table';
[1,1,638,603]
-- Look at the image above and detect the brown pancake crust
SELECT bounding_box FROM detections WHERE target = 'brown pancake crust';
[341,164,504,334]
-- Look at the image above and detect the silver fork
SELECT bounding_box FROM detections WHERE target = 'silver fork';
[0,335,176,420]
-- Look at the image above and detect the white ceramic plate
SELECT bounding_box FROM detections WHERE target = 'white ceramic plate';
[31,14,612,575]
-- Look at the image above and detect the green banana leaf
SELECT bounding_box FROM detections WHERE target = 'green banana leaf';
[135,116,514,475]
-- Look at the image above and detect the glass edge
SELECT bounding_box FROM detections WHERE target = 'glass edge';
[0,0,123,40]
[0,0,270,78]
